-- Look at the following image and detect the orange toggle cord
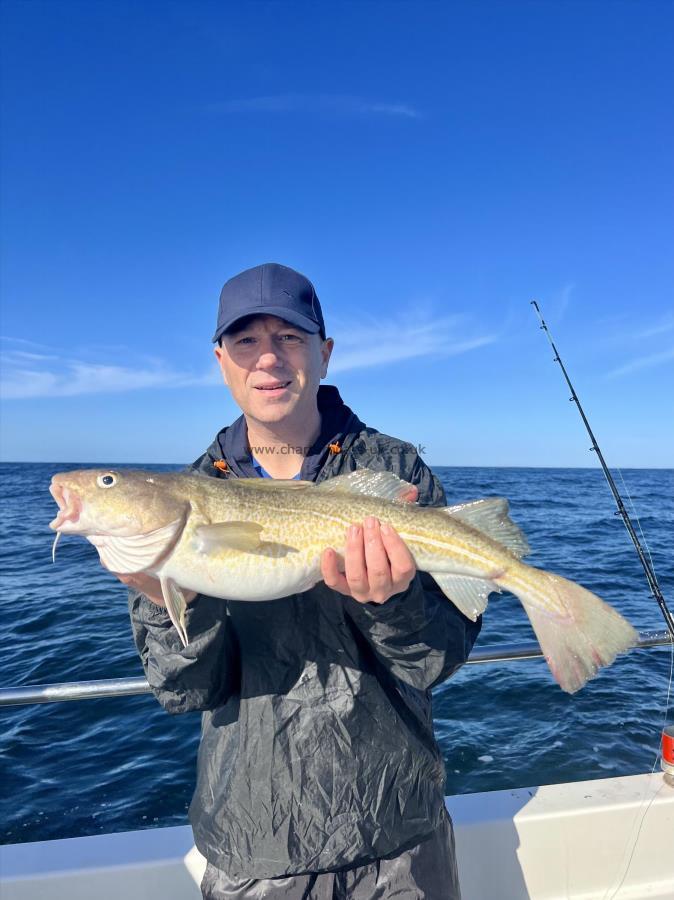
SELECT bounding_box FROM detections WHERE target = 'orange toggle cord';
[328,442,341,454]
[213,460,229,472]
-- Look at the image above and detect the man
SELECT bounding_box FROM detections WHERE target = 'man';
[123,263,481,899]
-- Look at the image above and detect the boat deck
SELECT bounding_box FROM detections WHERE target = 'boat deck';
[2,773,672,899]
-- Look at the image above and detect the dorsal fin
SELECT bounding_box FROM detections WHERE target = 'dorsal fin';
[316,469,415,502]
[233,479,313,490]
[443,498,530,559]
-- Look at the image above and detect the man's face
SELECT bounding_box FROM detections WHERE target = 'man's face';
[214,315,334,426]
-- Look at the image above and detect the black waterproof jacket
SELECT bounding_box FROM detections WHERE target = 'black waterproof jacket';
[129,386,481,878]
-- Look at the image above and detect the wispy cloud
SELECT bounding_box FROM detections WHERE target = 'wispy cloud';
[555,282,575,323]
[594,311,674,376]
[606,347,674,379]
[1,336,55,351]
[208,93,420,119]
[632,314,674,340]
[329,313,496,374]
[1,312,493,397]
[593,311,674,344]
[0,340,216,399]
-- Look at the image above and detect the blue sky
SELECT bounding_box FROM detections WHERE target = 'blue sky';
[1,0,672,467]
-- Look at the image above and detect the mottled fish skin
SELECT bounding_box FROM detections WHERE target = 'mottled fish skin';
[49,468,638,693]
[164,479,516,600]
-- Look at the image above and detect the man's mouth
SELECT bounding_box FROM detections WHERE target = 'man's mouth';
[49,482,82,530]
[255,381,291,392]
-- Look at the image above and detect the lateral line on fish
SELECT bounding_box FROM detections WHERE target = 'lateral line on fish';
[260,504,500,570]
[271,507,362,531]
[396,530,498,568]
[274,506,493,567]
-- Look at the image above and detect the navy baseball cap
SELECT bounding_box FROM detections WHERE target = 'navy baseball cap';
[212,263,326,343]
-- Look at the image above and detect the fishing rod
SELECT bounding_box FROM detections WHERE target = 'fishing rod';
[531,300,674,638]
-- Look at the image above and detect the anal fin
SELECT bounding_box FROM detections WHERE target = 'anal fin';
[159,576,189,647]
[430,572,500,621]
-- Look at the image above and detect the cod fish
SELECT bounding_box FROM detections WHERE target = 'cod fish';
[49,467,638,693]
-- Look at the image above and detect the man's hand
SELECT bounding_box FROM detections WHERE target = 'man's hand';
[321,516,417,605]
[113,572,197,608]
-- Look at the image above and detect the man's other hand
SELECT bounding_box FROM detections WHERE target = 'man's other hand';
[321,515,417,605]
[113,572,196,608]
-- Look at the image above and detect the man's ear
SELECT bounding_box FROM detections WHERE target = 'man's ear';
[213,345,229,387]
[320,337,334,379]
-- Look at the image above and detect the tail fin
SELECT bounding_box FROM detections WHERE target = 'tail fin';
[515,572,638,693]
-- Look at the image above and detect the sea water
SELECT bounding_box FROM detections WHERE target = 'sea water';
[0,462,672,843]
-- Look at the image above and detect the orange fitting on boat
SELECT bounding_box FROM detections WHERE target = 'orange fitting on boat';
[213,460,229,473]
[328,442,341,454]
[663,726,674,769]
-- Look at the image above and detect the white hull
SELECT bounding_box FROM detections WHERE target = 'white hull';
[1,773,672,899]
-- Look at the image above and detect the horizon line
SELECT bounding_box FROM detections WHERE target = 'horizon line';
[1,460,672,472]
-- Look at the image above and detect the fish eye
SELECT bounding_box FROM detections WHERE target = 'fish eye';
[97,473,117,489]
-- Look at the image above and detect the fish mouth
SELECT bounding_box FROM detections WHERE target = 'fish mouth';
[49,480,83,530]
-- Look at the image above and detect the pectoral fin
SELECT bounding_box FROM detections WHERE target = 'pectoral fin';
[159,576,189,647]
[193,523,299,557]
[193,522,264,553]
[430,572,501,621]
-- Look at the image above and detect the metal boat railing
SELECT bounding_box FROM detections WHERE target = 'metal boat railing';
[0,630,670,708]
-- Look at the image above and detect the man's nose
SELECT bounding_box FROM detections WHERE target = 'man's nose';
[257,351,280,368]
[256,340,284,369]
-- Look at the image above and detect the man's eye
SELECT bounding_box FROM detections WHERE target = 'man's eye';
[279,333,301,342]
[236,336,256,345]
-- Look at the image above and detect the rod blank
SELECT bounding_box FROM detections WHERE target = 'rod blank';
[530,300,674,636]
